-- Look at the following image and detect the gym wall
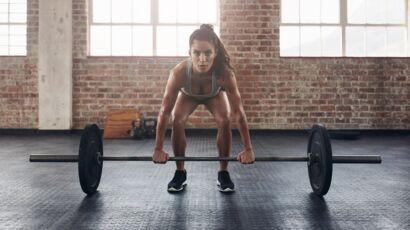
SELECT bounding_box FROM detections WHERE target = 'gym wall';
[0,0,409,130]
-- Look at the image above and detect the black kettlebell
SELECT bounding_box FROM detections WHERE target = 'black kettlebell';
[130,119,145,139]
[144,118,157,139]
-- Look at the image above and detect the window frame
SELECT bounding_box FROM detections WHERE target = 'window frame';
[280,0,410,57]
[0,0,27,56]
[87,0,220,57]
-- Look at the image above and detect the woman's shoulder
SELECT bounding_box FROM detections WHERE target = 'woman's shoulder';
[218,65,235,81]
[171,59,190,78]
[167,59,189,89]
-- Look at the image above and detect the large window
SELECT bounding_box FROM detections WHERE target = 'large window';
[0,0,26,56]
[280,0,409,57]
[89,0,219,56]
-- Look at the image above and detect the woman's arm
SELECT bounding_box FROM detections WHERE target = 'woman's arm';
[223,72,255,163]
[154,70,181,151]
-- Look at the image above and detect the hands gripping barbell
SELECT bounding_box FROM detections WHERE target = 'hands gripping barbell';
[29,123,382,196]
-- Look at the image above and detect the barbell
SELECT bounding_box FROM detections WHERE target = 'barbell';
[29,123,382,196]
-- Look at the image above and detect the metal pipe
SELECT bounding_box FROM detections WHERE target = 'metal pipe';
[332,155,382,164]
[105,156,310,161]
[29,154,382,164]
[30,154,79,162]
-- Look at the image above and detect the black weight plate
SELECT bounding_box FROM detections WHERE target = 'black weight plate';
[307,124,333,196]
[78,124,103,195]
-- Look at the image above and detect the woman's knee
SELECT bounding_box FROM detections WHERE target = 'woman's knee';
[171,114,188,128]
[215,116,231,129]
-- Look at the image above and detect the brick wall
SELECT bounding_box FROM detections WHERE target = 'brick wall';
[1,0,409,129]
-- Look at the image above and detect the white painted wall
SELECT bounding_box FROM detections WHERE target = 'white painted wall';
[38,0,72,130]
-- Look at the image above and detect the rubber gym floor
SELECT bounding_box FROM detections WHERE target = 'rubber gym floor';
[0,131,409,230]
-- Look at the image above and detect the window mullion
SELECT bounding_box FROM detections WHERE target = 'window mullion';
[110,0,113,56]
[8,1,10,55]
[320,0,322,56]
[152,0,158,56]
[176,0,179,56]
[340,0,347,57]
[131,0,133,56]
[407,0,410,56]
[298,0,301,56]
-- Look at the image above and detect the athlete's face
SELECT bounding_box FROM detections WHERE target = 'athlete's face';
[189,40,217,74]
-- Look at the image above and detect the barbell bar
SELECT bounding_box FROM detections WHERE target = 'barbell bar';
[29,155,382,163]
[28,123,382,196]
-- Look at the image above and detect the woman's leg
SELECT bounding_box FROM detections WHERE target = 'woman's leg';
[204,92,232,171]
[171,92,199,170]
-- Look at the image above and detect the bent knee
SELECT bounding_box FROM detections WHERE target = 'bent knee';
[171,114,188,128]
[215,116,231,128]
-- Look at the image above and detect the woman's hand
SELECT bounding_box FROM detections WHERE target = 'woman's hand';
[152,148,169,164]
[236,149,255,164]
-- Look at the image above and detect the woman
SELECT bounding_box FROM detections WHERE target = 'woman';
[152,24,255,193]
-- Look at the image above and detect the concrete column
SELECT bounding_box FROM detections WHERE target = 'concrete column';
[38,0,72,129]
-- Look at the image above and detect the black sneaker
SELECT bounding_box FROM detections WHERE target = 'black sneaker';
[167,170,187,192]
[217,171,235,193]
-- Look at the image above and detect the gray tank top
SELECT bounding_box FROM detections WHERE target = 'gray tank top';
[181,60,221,99]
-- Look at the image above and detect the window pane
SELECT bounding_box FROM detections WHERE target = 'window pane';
[366,27,386,56]
[321,0,339,23]
[9,46,25,55]
[387,0,405,24]
[90,25,111,55]
[177,0,197,23]
[93,0,110,23]
[159,0,177,23]
[348,0,366,23]
[133,0,150,23]
[0,13,8,22]
[280,26,299,56]
[0,4,8,12]
[214,26,220,37]
[177,26,196,56]
[10,13,25,22]
[300,0,320,23]
[346,26,365,56]
[10,34,25,46]
[300,26,321,56]
[321,26,341,56]
[112,26,132,56]
[0,46,7,55]
[133,26,152,56]
[281,0,299,23]
[10,3,26,13]
[0,25,8,34]
[0,35,7,45]
[387,27,406,57]
[112,0,132,23]
[9,25,25,35]
[366,0,386,24]
[157,26,176,56]
[198,0,217,23]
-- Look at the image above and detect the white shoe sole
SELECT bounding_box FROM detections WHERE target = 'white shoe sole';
[217,181,235,193]
[167,181,187,192]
